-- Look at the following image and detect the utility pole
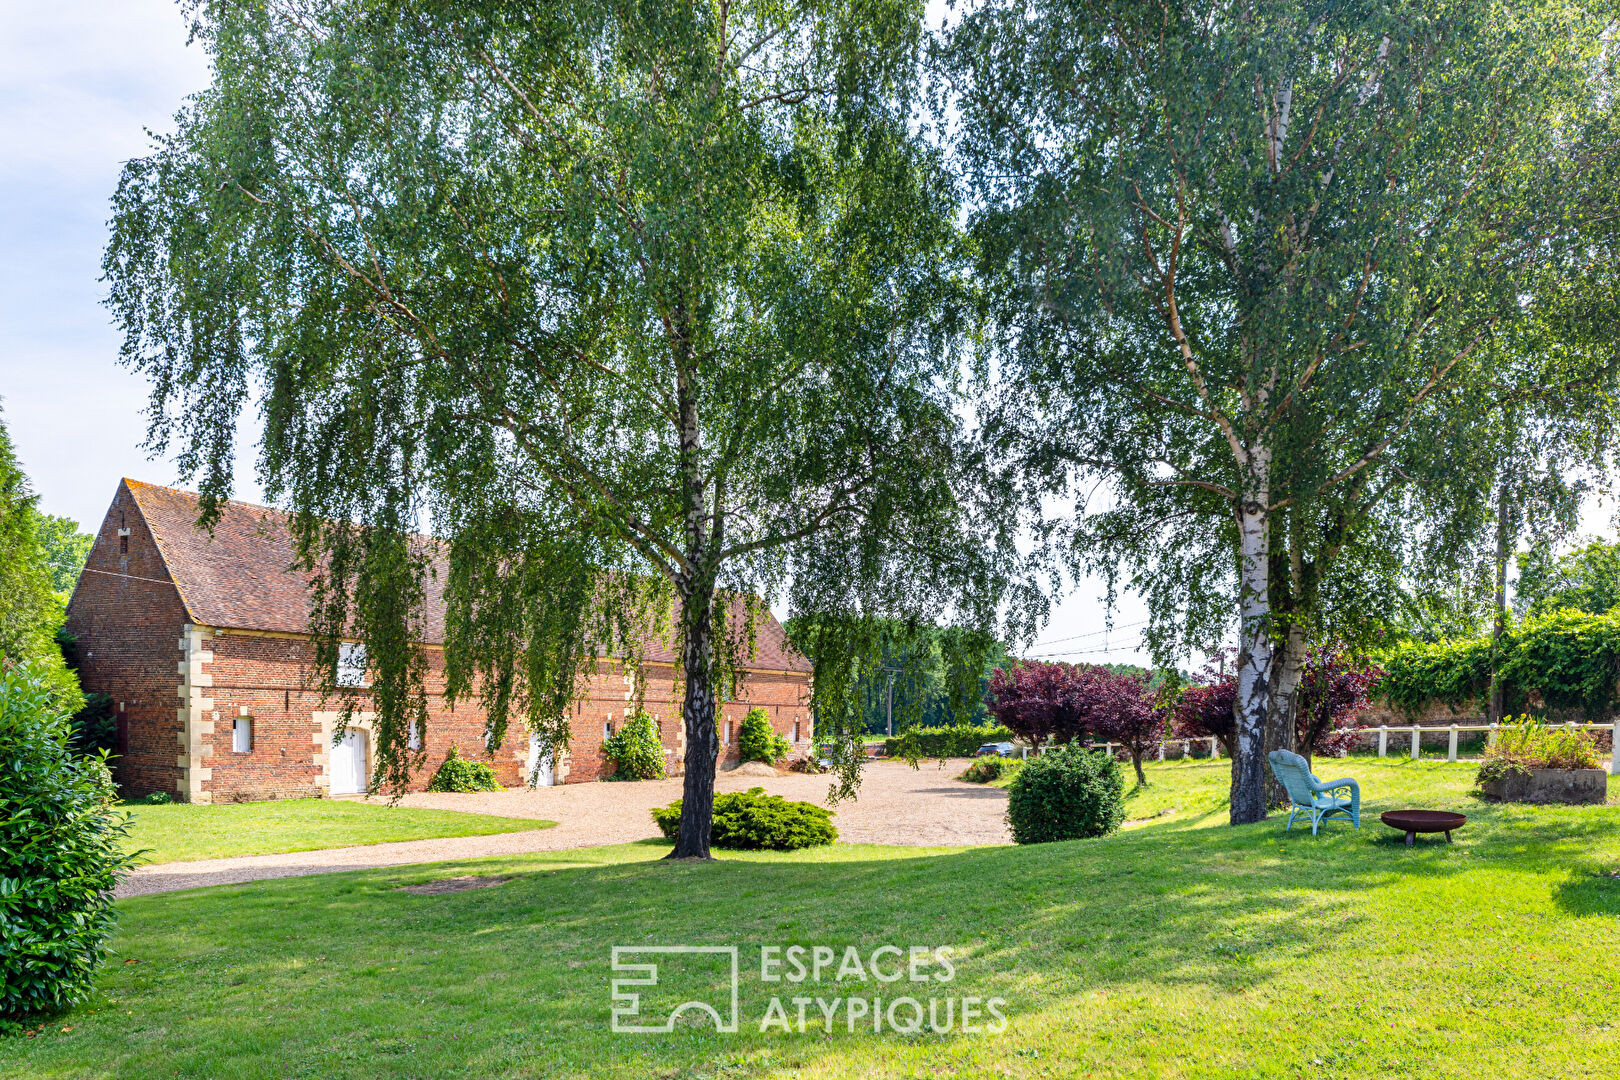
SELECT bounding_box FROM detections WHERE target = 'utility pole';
[884,667,900,737]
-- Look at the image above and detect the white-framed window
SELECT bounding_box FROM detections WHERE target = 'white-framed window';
[233,715,253,753]
[408,719,422,751]
[337,642,369,688]
[792,721,801,743]
[722,720,731,746]
[603,720,614,740]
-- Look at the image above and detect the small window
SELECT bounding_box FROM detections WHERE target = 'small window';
[792,721,801,742]
[408,720,422,751]
[603,721,613,740]
[233,716,253,753]
[337,643,369,688]
[722,721,731,746]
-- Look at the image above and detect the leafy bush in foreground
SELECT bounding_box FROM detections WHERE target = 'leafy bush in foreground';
[1006,742,1124,844]
[426,745,503,793]
[652,787,836,850]
[601,711,666,779]
[0,665,136,1019]
[737,707,790,764]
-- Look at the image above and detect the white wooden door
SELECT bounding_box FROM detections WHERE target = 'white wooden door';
[329,729,368,794]
[527,734,555,787]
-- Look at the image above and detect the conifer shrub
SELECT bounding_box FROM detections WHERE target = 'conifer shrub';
[737,707,790,764]
[652,787,836,850]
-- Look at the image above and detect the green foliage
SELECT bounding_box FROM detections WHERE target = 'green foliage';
[600,711,666,780]
[959,755,1016,784]
[1005,742,1125,845]
[425,745,502,794]
[737,707,790,765]
[1516,539,1620,618]
[35,516,93,599]
[142,792,172,806]
[885,723,1015,759]
[1475,716,1600,792]
[945,0,1620,825]
[651,787,836,851]
[1380,609,1620,718]
[0,407,82,712]
[68,693,117,759]
[103,1,1029,863]
[0,664,136,1019]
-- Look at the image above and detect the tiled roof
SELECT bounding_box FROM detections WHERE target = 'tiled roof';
[123,480,810,673]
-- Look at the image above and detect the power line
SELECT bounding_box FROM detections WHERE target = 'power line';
[1028,618,1149,649]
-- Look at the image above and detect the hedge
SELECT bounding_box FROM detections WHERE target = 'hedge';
[883,723,1015,758]
[1378,608,1620,719]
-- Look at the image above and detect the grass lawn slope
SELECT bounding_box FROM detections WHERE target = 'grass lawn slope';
[6,759,1618,1078]
[122,798,555,864]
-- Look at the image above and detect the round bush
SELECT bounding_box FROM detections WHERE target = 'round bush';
[0,665,136,1020]
[1006,742,1124,844]
[426,744,503,793]
[652,787,836,850]
[601,711,666,779]
[737,707,790,764]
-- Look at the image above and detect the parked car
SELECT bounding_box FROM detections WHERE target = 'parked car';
[976,742,1016,758]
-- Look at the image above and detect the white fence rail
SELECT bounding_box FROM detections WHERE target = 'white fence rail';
[1078,719,1620,776]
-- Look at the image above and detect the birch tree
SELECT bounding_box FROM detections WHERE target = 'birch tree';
[105,0,1025,858]
[946,0,1620,821]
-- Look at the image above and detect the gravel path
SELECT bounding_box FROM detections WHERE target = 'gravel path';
[116,758,1008,898]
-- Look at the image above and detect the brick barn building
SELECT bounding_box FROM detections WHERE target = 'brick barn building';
[65,480,813,803]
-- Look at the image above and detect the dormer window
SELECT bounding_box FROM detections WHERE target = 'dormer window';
[337,643,369,688]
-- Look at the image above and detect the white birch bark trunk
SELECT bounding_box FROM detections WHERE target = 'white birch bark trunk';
[1230,447,1273,825]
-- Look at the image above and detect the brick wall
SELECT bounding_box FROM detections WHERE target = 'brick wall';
[63,484,189,801]
[66,483,813,802]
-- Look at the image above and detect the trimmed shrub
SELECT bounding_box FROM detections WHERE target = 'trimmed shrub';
[0,664,137,1020]
[652,787,836,850]
[737,707,790,764]
[884,723,1016,759]
[426,744,503,793]
[601,711,666,779]
[1006,742,1125,844]
[142,791,172,806]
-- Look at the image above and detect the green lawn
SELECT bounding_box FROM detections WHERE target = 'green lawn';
[120,799,555,863]
[8,759,1620,1078]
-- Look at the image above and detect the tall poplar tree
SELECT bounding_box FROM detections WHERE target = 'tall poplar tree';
[105,0,1024,857]
[946,0,1620,821]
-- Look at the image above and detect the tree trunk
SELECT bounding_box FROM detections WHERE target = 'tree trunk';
[1262,621,1307,806]
[1488,483,1509,724]
[668,588,719,859]
[1131,750,1147,787]
[1230,453,1273,825]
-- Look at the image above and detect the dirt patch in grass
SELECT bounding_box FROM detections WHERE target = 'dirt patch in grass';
[397,875,514,895]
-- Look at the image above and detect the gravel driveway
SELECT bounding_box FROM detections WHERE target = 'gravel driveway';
[117,758,1009,897]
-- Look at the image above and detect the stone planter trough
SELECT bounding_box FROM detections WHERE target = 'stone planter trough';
[1480,767,1608,805]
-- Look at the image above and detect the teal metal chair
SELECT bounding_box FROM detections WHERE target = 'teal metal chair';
[1268,750,1360,835]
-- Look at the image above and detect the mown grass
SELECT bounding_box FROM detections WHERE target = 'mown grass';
[120,798,555,864]
[7,759,1620,1078]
